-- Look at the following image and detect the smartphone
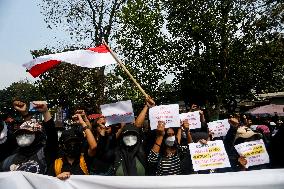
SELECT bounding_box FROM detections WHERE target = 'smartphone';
[29,101,47,112]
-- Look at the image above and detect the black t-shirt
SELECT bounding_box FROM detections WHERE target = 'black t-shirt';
[0,131,17,163]
[89,134,116,175]
[48,153,92,176]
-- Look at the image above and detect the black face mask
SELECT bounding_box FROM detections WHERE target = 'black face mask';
[63,142,82,158]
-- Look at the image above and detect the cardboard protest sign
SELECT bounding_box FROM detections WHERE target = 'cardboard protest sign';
[100,100,135,126]
[234,139,269,168]
[179,111,201,130]
[207,119,230,138]
[149,104,179,129]
[188,140,231,171]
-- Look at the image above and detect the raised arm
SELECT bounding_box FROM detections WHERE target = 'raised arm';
[151,121,165,153]
[135,97,155,128]
[33,102,58,165]
[33,102,52,122]
[75,110,92,128]
[75,114,97,157]
[182,119,193,144]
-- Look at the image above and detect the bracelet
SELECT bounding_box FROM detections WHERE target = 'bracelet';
[184,128,190,133]
[155,143,161,147]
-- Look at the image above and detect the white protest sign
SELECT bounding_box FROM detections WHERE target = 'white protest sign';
[188,140,231,171]
[149,104,179,129]
[234,139,269,168]
[207,119,230,138]
[100,100,134,126]
[179,111,201,130]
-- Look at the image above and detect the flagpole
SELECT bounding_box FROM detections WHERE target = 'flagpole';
[102,40,149,98]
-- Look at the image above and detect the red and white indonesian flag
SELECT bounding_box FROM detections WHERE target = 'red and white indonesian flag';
[23,44,117,77]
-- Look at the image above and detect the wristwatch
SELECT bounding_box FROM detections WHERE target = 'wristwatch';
[82,125,91,131]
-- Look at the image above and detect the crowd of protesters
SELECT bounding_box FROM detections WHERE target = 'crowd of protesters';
[0,97,283,180]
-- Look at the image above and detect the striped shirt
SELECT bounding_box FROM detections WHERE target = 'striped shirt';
[148,150,182,176]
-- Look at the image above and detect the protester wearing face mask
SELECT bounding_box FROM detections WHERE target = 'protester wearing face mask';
[48,114,97,180]
[148,120,193,176]
[0,119,17,163]
[111,123,146,176]
[223,117,270,171]
[0,101,58,174]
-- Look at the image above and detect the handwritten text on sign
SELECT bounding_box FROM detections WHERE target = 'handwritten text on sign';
[207,119,230,138]
[149,104,179,129]
[188,140,231,171]
[234,139,269,168]
[100,100,135,126]
[180,111,201,130]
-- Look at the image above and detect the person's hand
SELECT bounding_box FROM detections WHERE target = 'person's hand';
[97,124,106,136]
[13,101,27,113]
[182,119,190,131]
[73,114,86,126]
[229,117,239,128]
[198,139,208,145]
[191,104,199,111]
[120,122,126,129]
[238,156,248,168]
[146,96,155,108]
[209,129,214,138]
[75,110,87,120]
[33,102,48,113]
[156,121,165,136]
[105,126,112,134]
[199,110,206,122]
[57,172,71,180]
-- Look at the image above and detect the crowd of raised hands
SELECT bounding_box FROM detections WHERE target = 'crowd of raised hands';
[0,97,283,180]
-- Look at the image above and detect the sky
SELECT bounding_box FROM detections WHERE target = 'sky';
[0,0,68,89]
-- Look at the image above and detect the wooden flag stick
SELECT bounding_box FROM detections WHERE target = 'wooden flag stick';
[102,40,149,98]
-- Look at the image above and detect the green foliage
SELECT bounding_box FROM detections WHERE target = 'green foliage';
[33,0,284,115]
[116,0,284,107]
[34,0,129,113]
[114,0,172,104]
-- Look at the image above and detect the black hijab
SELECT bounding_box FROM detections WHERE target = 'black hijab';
[117,124,146,176]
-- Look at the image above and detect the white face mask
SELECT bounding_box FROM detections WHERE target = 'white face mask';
[16,134,35,147]
[0,123,8,144]
[165,136,175,147]
[123,135,138,146]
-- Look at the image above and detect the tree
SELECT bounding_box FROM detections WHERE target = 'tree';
[115,0,171,104]
[165,0,284,100]
[34,0,129,113]
[115,0,284,115]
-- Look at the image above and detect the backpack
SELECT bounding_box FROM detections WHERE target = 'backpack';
[54,155,89,176]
